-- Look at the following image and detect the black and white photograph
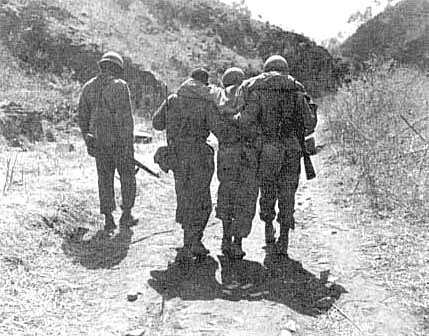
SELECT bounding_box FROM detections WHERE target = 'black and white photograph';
[0,0,428,335]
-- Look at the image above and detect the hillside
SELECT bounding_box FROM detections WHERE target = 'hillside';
[341,0,429,69]
[0,0,344,120]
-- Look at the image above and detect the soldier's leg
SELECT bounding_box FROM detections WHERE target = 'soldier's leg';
[276,155,301,255]
[216,180,235,254]
[189,145,214,256]
[95,152,116,232]
[116,146,138,226]
[230,162,259,258]
[260,178,277,245]
[216,145,240,254]
[259,142,286,245]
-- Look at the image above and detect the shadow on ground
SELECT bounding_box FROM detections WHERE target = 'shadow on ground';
[148,250,347,316]
[61,226,133,269]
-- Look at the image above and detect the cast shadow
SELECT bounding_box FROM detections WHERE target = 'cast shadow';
[148,254,221,301]
[148,249,347,317]
[61,226,133,269]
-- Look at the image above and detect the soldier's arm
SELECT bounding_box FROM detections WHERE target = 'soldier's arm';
[152,95,175,131]
[236,90,261,140]
[77,86,91,137]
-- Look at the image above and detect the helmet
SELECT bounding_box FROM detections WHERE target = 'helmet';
[221,67,245,87]
[98,51,124,70]
[191,67,209,85]
[263,55,289,73]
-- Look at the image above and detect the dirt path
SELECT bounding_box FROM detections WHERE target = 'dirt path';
[1,123,423,336]
[59,132,420,335]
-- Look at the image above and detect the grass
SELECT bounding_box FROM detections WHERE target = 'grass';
[0,42,79,114]
[322,63,429,329]
[0,126,166,335]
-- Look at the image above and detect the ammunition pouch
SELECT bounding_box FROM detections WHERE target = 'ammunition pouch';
[154,145,177,173]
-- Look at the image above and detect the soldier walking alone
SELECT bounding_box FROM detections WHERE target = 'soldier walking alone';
[236,55,316,255]
[78,51,138,234]
[152,68,218,259]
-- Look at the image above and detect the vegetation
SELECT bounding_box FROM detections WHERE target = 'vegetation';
[323,62,429,324]
[341,0,429,70]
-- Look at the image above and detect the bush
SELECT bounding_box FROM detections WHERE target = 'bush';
[324,62,429,219]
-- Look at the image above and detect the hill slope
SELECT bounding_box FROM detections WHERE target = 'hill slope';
[0,0,343,119]
[341,0,429,69]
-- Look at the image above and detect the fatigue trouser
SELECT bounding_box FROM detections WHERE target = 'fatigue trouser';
[216,143,259,238]
[173,142,214,237]
[259,137,301,230]
[95,145,136,214]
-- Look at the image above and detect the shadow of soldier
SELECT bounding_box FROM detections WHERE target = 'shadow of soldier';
[148,255,221,301]
[148,251,347,317]
[61,226,134,270]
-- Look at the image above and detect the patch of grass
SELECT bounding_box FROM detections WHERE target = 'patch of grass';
[322,63,429,328]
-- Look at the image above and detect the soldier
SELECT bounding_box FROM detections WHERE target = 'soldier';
[78,51,138,234]
[236,55,316,255]
[152,68,218,258]
[210,67,259,259]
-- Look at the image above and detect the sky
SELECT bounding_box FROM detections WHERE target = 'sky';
[220,0,400,43]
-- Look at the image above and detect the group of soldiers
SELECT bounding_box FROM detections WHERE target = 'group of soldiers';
[78,51,317,261]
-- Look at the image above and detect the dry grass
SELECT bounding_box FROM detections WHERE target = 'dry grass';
[0,133,109,335]
[0,42,79,114]
[322,63,429,329]
[0,125,169,335]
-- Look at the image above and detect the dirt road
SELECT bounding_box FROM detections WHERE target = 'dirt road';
[0,124,423,336]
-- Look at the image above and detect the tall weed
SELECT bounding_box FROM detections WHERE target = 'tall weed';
[324,63,429,219]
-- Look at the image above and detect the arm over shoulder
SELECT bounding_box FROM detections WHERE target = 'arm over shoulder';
[153,94,176,131]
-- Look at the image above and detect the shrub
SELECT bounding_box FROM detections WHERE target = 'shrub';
[324,62,429,219]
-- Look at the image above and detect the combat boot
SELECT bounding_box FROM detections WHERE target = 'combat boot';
[119,209,139,227]
[221,220,232,255]
[191,233,210,257]
[276,227,289,256]
[103,213,116,234]
[229,237,246,259]
[265,221,276,245]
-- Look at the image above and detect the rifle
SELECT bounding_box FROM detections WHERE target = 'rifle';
[85,133,160,178]
[294,93,316,180]
[134,158,160,178]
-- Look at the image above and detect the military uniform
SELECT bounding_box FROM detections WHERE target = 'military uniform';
[210,67,259,258]
[236,55,316,254]
[78,51,137,231]
[153,72,218,256]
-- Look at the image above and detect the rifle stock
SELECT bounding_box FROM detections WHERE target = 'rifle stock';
[303,154,316,180]
[85,133,160,178]
[134,158,160,178]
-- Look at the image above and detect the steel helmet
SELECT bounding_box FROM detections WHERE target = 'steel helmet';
[98,51,124,70]
[263,55,289,74]
[221,67,245,87]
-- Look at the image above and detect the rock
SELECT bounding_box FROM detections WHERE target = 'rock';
[55,143,75,152]
[45,128,56,142]
[280,330,292,336]
[127,289,142,302]
[125,328,145,336]
[284,319,298,332]
[0,101,43,146]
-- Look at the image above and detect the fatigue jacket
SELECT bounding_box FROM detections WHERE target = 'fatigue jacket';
[236,71,316,143]
[152,78,218,144]
[78,73,134,149]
